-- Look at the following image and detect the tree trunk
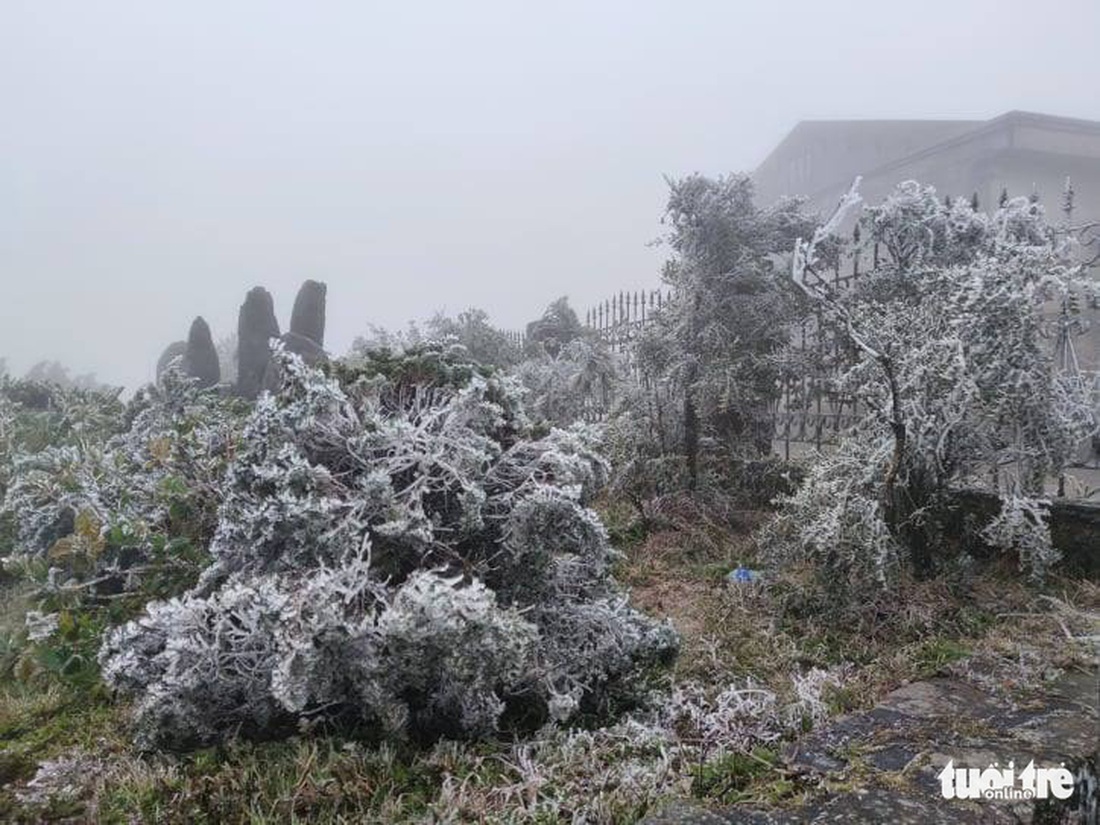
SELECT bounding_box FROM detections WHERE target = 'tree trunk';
[684,366,699,492]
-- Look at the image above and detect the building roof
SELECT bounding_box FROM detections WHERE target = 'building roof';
[752,110,1100,213]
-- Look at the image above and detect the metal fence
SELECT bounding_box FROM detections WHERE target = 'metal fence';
[579,236,1100,482]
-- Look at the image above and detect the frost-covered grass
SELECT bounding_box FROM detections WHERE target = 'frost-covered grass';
[0,681,122,821]
[3,506,1095,823]
[615,501,1098,716]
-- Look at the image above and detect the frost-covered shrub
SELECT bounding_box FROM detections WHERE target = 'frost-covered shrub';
[98,550,537,748]
[663,681,784,753]
[0,378,125,557]
[99,577,288,748]
[349,307,523,371]
[603,376,691,515]
[421,666,847,822]
[981,495,1058,581]
[762,437,902,596]
[3,445,103,561]
[1,369,247,598]
[495,488,604,602]
[529,595,679,721]
[101,343,676,749]
[365,571,537,737]
[487,423,611,506]
[658,666,843,757]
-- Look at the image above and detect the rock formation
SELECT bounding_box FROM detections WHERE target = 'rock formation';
[158,281,326,398]
[289,280,326,348]
[183,317,221,388]
[236,287,280,399]
[261,280,328,393]
[155,341,187,382]
[261,331,327,394]
[281,330,326,366]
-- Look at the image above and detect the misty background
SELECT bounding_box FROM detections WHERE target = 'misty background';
[3,0,1100,389]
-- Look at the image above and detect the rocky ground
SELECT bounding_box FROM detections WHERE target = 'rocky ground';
[643,668,1098,824]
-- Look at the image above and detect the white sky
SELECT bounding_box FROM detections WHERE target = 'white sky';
[3,0,1100,387]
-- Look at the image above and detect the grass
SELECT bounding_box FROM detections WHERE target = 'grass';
[0,505,1096,823]
[690,746,781,805]
[94,739,446,823]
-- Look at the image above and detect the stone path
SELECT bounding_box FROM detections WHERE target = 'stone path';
[642,669,1098,824]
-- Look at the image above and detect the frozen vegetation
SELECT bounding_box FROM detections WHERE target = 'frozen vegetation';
[0,177,1096,822]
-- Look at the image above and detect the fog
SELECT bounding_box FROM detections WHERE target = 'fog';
[3,0,1099,388]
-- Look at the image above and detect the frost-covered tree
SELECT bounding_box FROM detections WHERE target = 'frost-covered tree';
[350,308,522,370]
[349,321,428,354]
[633,174,816,490]
[23,360,112,393]
[99,343,676,749]
[431,308,522,369]
[770,180,1096,597]
[525,297,585,358]
[515,337,619,426]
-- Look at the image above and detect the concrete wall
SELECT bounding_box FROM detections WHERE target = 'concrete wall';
[953,488,1100,579]
[755,113,1100,226]
[753,120,979,210]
